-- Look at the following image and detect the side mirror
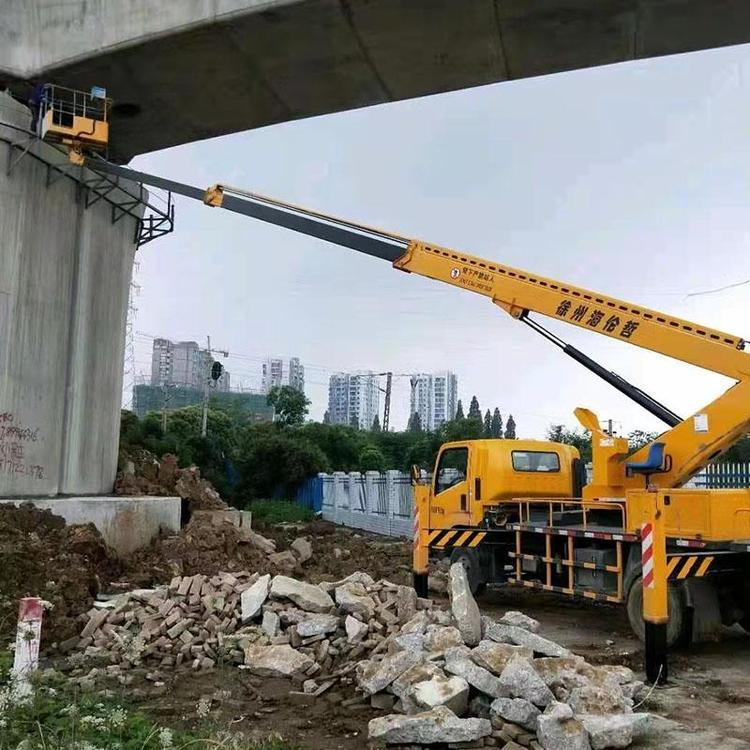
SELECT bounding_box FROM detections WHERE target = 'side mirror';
[410,464,422,485]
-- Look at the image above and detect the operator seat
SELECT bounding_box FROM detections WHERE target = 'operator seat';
[625,442,671,487]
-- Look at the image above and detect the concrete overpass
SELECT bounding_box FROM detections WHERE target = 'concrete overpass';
[4,1,750,161]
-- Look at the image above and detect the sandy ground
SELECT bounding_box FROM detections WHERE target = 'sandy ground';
[481,586,750,749]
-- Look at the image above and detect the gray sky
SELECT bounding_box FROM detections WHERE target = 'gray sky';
[130,43,750,439]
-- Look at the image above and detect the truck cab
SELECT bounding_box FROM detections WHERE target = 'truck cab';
[429,439,583,531]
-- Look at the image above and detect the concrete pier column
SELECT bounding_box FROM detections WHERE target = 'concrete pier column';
[0,93,143,497]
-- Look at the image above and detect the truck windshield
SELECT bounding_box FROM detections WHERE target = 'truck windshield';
[435,447,468,494]
[512,450,560,472]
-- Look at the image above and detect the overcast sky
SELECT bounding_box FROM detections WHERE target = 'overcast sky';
[130,43,750,439]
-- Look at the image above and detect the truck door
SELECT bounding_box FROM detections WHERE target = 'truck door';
[431,445,472,530]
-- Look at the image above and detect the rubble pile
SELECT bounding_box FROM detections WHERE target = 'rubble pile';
[116,450,227,512]
[72,559,651,750]
[363,564,650,750]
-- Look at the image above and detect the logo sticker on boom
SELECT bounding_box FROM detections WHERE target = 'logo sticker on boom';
[450,268,461,279]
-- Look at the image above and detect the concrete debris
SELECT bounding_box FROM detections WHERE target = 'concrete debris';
[578,713,651,750]
[490,696,541,732]
[448,563,482,647]
[71,563,651,750]
[270,575,334,613]
[499,610,540,632]
[484,619,572,658]
[412,673,470,715]
[444,646,509,699]
[470,640,534,676]
[240,574,270,622]
[335,582,377,619]
[244,643,314,677]
[537,702,591,750]
[290,536,313,563]
[357,650,423,695]
[344,615,368,643]
[499,655,555,707]
[424,625,464,655]
[261,610,280,638]
[368,706,492,745]
[296,613,340,638]
[268,550,297,573]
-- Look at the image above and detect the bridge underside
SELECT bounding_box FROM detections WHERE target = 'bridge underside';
[3,0,750,160]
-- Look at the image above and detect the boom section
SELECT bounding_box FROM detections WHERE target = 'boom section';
[394,241,748,380]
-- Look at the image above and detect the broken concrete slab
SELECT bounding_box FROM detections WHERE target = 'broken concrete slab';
[490,696,541,732]
[424,625,464,655]
[368,706,492,744]
[270,576,334,613]
[499,655,555,707]
[240,574,270,622]
[471,640,534,676]
[537,702,591,750]
[484,619,571,658]
[344,615,368,643]
[499,610,540,632]
[412,673,470,715]
[290,536,313,563]
[444,646,509,699]
[335,582,377,619]
[296,613,340,638]
[243,644,314,677]
[449,563,482,646]
[579,713,651,750]
[357,650,424,695]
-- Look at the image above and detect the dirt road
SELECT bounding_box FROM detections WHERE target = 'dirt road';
[481,586,750,748]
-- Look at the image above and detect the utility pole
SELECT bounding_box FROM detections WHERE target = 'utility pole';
[201,336,229,438]
[201,335,211,438]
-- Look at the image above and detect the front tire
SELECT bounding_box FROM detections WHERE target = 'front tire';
[626,575,689,648]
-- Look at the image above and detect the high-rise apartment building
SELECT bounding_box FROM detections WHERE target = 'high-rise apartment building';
[150,338,230,392]
[409,371,458,431]
[261,357,305,394]
[328,371,380,430]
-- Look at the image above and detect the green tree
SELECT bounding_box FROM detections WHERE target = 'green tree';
[349,413,360,429]
[455,400,465,420]
[719,435,750,463]
[440,416,484,443]
[323,410,331,425]
[468,396,482,420]
[627,429,659,452]
[297,422,366,471]
[266,386,310,427]
[359,445,387,472]
[504,414,517,440]
[408,411,423,433]
[236,424,329,499]
[483,409,492,437]
[546,423,589,460]
[491,408,503,438]
[371,414,382,432]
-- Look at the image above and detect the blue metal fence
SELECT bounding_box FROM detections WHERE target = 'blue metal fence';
[296,476,324,512]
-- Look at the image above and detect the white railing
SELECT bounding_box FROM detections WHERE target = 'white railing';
[685,462,750,489]
[320,470,414,538]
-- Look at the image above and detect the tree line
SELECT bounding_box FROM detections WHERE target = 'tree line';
[120,387,520,504]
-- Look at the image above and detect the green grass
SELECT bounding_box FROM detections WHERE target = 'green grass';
[0,671,300,750]
[246,499,314,525]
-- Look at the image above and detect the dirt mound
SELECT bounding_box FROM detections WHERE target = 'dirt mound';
[122,513,280,587]
[116,450,227,512]
[0,504,120,648]
[259,520,412,585]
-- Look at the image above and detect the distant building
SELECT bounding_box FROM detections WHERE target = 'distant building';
[328,371,380,430]
[150,338,229,392]
[132,384,273,422]
[410,371,458,431]
[262,357,305,394]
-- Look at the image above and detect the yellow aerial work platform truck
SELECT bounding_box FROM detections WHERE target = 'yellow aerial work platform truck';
[38,88,750,683]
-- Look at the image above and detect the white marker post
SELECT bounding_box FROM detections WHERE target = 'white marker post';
[11,597,43,697]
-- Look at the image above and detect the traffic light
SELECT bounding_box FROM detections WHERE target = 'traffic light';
[211,361,223,381]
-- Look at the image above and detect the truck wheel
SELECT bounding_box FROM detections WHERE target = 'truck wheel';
[450,548,485,596]
[626,575,689,648]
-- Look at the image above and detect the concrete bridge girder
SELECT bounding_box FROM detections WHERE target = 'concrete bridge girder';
[3,1,750,161]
